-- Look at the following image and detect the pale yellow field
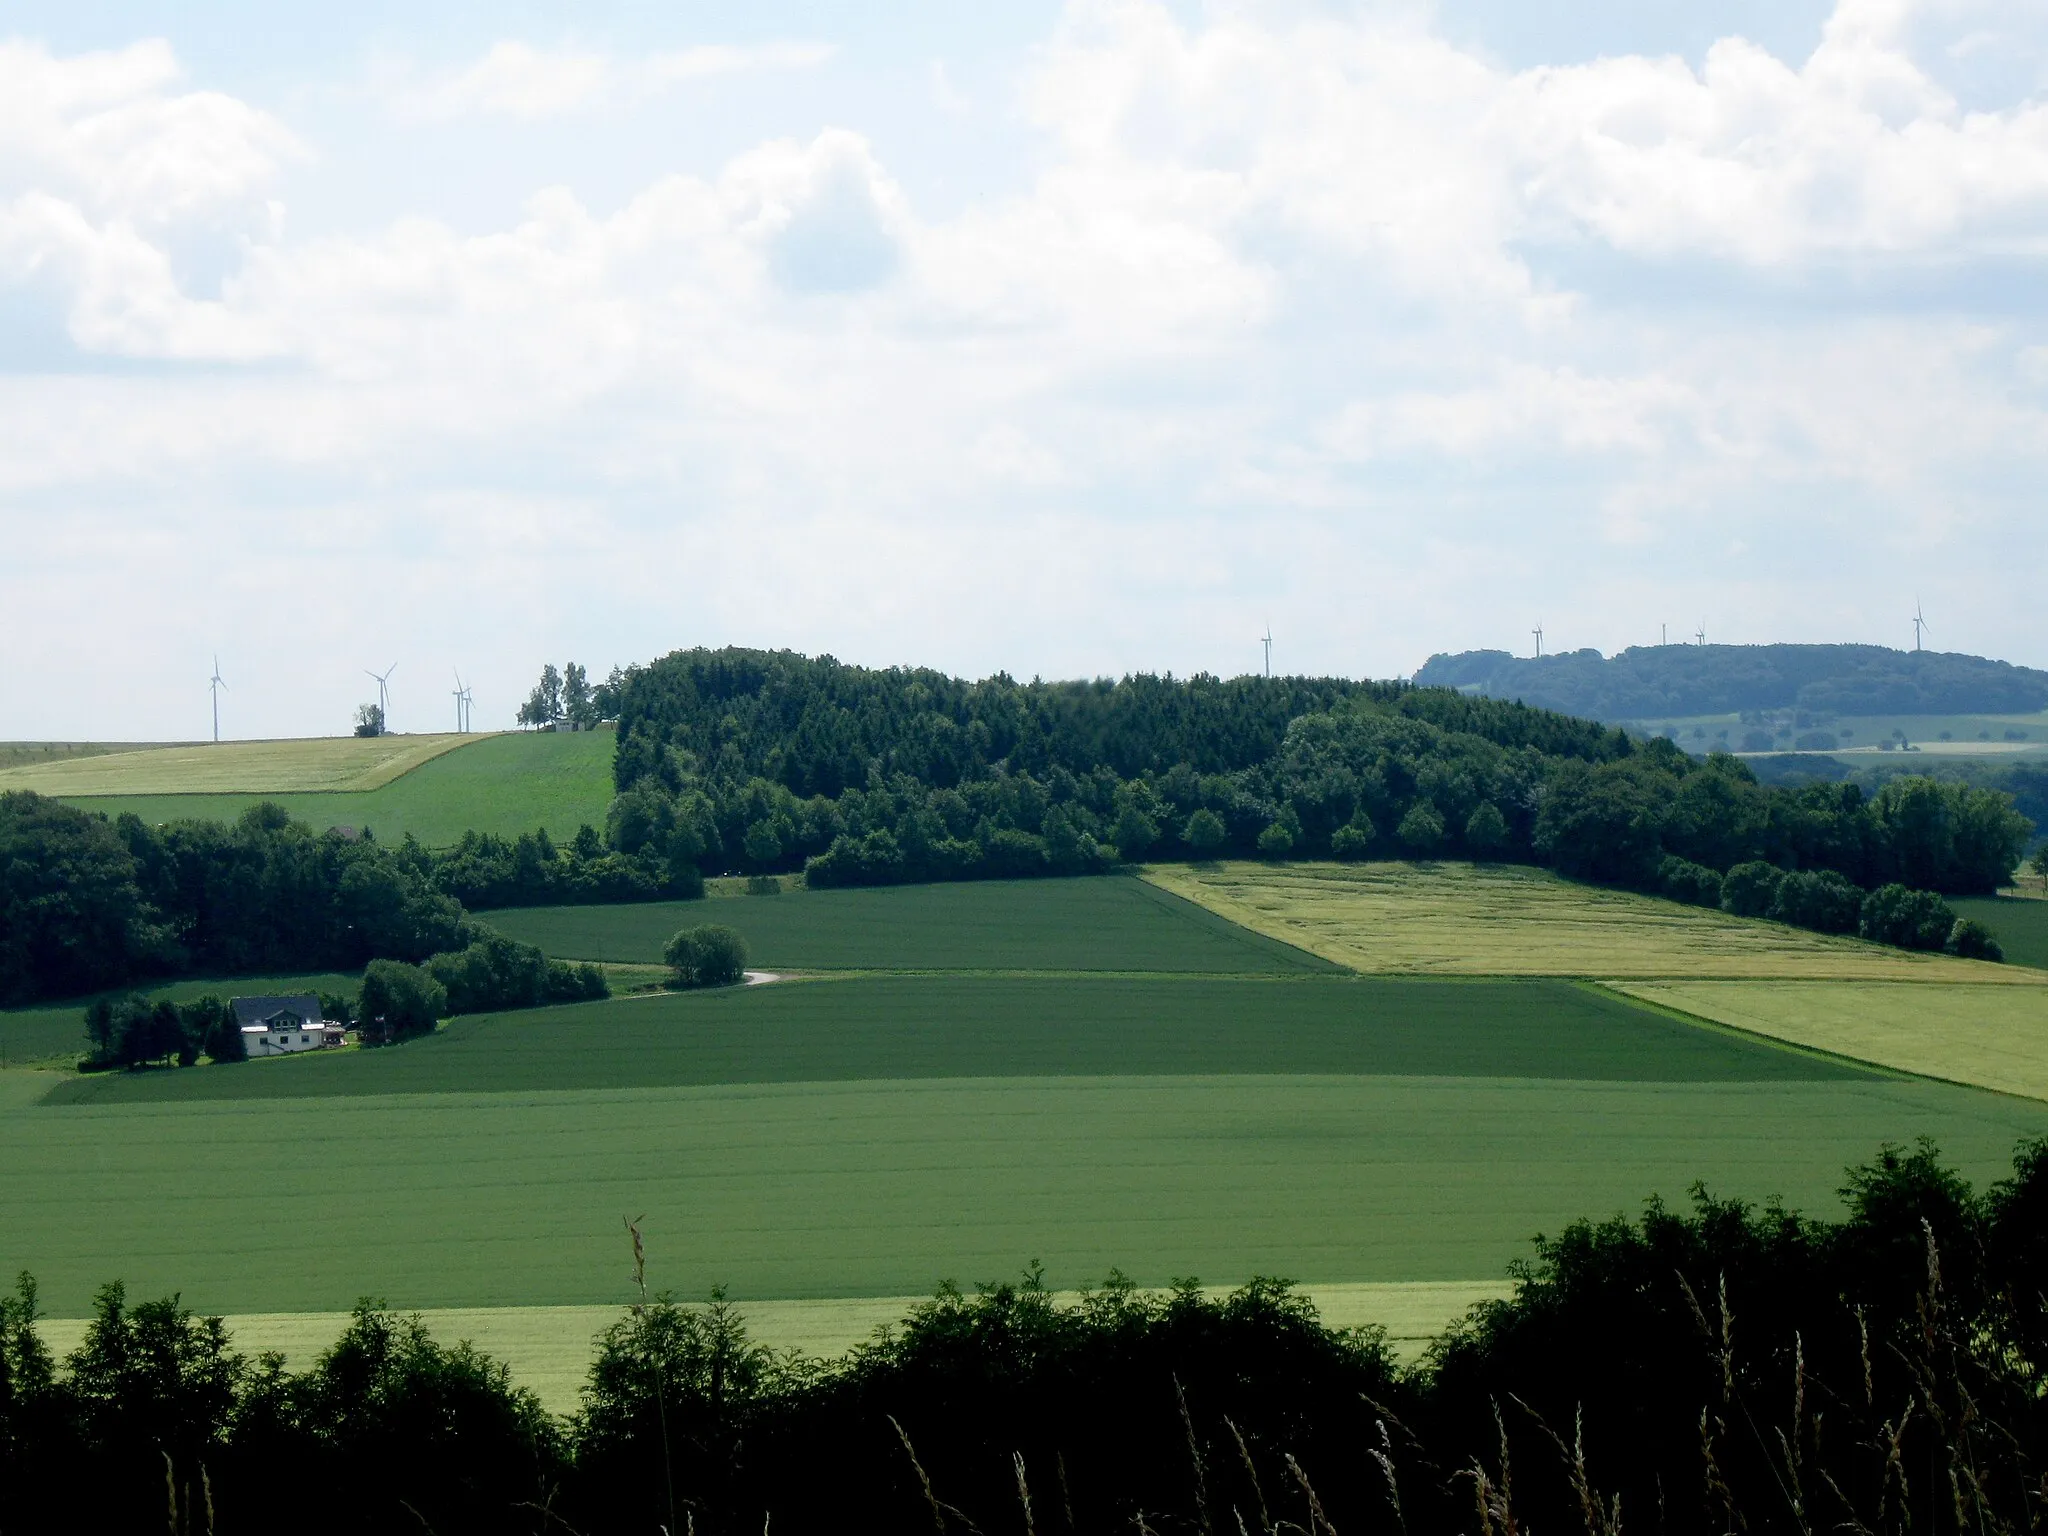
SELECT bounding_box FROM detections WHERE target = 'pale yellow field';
[1144,861,2043,982]
[35,1282,1504,1414]
[0,733,483,795]
[1613,982,2048,1101]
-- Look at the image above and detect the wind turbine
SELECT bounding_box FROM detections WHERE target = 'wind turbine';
[452,670,467,733]
[1261,627,1273,679]
[365,663,397,735]
[1531,623,1544,658]
[1912,600,1929,653]
[209,656,227,743]
[462,683,475,733]
[1696,620,1708,646]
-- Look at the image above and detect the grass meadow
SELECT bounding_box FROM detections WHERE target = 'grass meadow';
[43,729,617,846]
[0,732,474,794]
[1613,980,2048,1100]
[1145,860,2043,981]
[486,876,1339,973]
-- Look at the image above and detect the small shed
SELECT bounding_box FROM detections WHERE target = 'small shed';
[233,995,346,1057]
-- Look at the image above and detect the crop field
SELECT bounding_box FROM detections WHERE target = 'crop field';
[486,876,1339,973]
[43,729,617,846]
[1143,861,2041,981]
[1612,981,2048,1101]
[0,741,174,771]
[1951,896,2048,971]
[1623,710,2048,758]
[0,969,364,1068]
[0,732,475,794]
[10,870,2047,1412]
[44,976,1870,1106]
[5,1062,2042,1322]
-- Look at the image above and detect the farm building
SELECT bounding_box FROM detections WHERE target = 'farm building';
[233,995,345,1057]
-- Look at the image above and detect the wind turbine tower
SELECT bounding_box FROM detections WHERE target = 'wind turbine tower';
[1913,601,1929,653]
[1696,620,1708,646]
[1261,628,1272,679]
[209,657,227,743]
[1531,623,1544,658]
[452,671,467,733]
[366,663,397,735]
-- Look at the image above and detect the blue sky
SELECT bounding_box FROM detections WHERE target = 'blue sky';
[2,0,2045,738]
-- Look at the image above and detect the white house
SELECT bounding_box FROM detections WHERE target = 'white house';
[233,995,346,1057]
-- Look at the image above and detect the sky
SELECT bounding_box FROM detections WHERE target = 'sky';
[3,0,2046,740]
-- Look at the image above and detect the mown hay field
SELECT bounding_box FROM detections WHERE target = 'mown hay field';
[1613,981,2048,1101]
[6,1064,2041,1321]
[1951,895,2048,971]
[0,732,476,794]
[487,876,1338,974]
[1145,860,2044,981]
[44,729,617,845]
[43,975,1867,1106]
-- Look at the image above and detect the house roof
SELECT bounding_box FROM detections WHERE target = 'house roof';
[231,994,325,1028]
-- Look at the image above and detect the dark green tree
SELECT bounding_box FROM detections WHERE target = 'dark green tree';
[357,961,447,1043]
[1182,807,1226,855]
[1398,799,1446,854]
[664,925,748,988]
[1464,801,1508,857]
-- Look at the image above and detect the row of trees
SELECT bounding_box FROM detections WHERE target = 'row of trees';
[5,1137,2047,1533]
[595,672,2029,910]
[516,662,622,731]
[78,935,608,1068]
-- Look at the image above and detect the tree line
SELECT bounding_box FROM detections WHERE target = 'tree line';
[0,793,658,1009]
[3,1136,2046,1533]
[77,934,608,1070]
[1414,641,2048,720]
[597,651,2029,943]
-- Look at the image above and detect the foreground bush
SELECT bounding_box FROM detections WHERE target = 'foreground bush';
[7,1137,2048,1534]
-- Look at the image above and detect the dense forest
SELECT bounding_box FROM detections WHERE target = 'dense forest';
[1414,642,2048,720]
[601,648,2030,920]
[0,795,644,1009]
[4,1137,2046,1534]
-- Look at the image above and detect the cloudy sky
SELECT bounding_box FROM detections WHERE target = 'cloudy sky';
[3,0,2046,739]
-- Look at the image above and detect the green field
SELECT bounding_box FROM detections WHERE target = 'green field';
[43,975,1867,1106]
[0,970,364,1067]
[4,1065,2039,1320]
[487,877,1339,973]
[1952,896,2048,971]
[52,730,616,846]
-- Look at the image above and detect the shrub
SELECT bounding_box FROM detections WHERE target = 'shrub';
[1946,917,2005,962]
[1330,813,1376,860]
[1720,860,1785,919]
[1255,820,1294,858]
[1397,799,1446,854]
[358,960,446,1044]
[1464,801,1509,857]
[1859,883,1957,951]
[1656,855,1723,908]
[664,925,749,989]
[1182,807,1226,856]
[1768,868,1864,934]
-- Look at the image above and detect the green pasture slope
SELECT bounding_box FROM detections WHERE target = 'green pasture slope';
[55,730,614,846]
[1951,896,2048,971]
[486,876,1340,973]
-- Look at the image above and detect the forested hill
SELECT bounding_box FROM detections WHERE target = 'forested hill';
[1413,643,2048,721]
[611,647,1623,794]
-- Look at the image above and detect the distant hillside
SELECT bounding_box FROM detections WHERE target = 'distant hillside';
[1412,644,2048,722]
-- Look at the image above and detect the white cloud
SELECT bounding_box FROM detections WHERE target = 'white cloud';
[394,38,834,122]
[2,3,2048,736]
